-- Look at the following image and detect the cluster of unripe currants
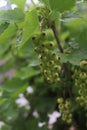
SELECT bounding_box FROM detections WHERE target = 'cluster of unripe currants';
[73,60,87,107]
[32,31,62,83]
[57,97,73,124]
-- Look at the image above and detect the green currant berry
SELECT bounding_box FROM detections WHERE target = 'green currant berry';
[65,101,71,108]
[41,43,46,48]
[80,60,87,69]
[41,31,46,38]
[59,104,64,110]
[80,83,85,88]
[68,114,72,118]
[34,47,41,53]
[57,98,63,104]
[38,54,43,60]
[32,35,40,44]
[78,89,83,95]
[40,63,43,67]
[34,47,38,52]
[43,70,48,76]
[67,118,72,124]
[80,95,84,100]
[54,65,61,72]
[49,42,55,47]
[46,42,55,50]
[65,110,70,115]
[76,97,80,102]
[32,36,36,41]
[55,56,60,61]
[54,73,59,78]
[51,52,56,57]
[62,114,67,121]
[41,49,48,54]
[75,81,79,87]
[47,77,52,83]
[39,65,43,70]
[47,60,54,66]
[79,72,87,79]
[56,78,61,83]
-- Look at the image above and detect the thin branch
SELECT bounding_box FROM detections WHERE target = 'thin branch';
[51,21,64,53]
[51,21,73,98]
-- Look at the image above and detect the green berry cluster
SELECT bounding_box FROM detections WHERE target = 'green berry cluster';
[57,98,73,124]
[73,60,87,107]
[32,31,62,83]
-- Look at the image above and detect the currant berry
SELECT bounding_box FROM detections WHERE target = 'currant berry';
[57,98,63,104]
[80,60,87,69]
[79,72,87,79]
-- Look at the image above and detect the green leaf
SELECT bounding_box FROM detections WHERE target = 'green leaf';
[10,0,26,10]
[2,106,18,120]
[49,11,60,25]
[15,66,40,80]
[0,8,24,23]
[0,22,9,34]
[59,49,87,65]
[18,39,34,57]
[1,78,27,92]
[0,99,7,106]
[0,24,17,45]
[64,18,87,57]
[77,27,87,51]
[64,18,86,34]
[26,119,39,130]
[49,0,76,12]
[18,39,40,66]
[21,9,40,45]
[11,84,28,99]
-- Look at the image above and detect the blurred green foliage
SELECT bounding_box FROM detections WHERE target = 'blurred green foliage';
[0,0,87,130]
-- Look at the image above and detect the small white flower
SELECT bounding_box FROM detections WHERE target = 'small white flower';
[15,94,30,108]
[38,122,46,128]
[26,86,34,94]
[0,121,5,129]
[32,110,39,118]
[11,4,17,10]
[48,111,61,125]
[0,0,7,8]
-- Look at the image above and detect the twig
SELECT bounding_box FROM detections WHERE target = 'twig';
[51,21,64,53]
[50,21,73,98]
